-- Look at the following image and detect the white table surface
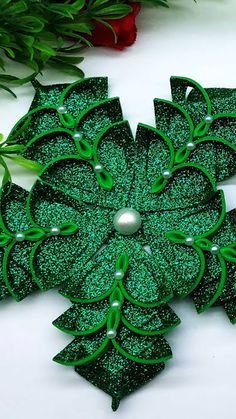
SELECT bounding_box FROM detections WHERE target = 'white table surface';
[1,1,236,418]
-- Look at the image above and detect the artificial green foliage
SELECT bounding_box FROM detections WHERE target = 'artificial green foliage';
[0,0,168,95]
[1,76,236,410]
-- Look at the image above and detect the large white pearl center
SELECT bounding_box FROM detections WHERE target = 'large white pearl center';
[113,208,142,236]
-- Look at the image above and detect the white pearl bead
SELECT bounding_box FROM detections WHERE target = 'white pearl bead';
[51,226,60,236]
[73,132,83,140]
[114,270,124,280]
[211,244,220,255]
[107,329,117,339]
[186,141,196,151]
[111,300,121,308]
[113,208,142,236]
[185,236,195,246]
[94,163,104,173]
[15,232,25,242]
[57,106,67,114]
[162,169,172,179]
[205,114,213,124]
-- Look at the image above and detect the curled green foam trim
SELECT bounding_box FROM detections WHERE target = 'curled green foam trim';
[76,137,92,159]
[3,240,25,301]
[171,76,212,114]
[53,313,108,337]
[115,253,129,273]
[121,314,181,336]
[119,280,174,309]
[58,77,108,108]
[7,106,59,143]
[29,225,80,291]
[221,244,236,263]
[175,136,236,165]
[152,161,218,197]
[154,98,194,140]
[198,253,227,314]
[112,339,172,365]
[53,337,110,367]
[166,190,225,241]
[107,307,121,334]
[75,97,123,132]
[22,126,93,162]
[93,165,114,191]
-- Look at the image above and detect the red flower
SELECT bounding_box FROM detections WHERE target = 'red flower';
[90,3,141,50]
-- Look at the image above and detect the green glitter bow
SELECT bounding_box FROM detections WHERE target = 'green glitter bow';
[1,76,236,411]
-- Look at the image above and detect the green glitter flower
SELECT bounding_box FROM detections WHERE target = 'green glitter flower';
[1,76,236,410]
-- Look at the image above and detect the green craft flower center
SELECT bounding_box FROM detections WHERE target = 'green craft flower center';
[113,208,142,236]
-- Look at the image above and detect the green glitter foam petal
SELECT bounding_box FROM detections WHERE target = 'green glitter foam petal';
[154,98,194,149]
[3,240,37,301]
[121,302,180,335]
[147,236,204,298]
[143,190,225,239]
[133,162,217,212]
[75,97,123,146]
[53,326,172,367]
[191,252,227,313]
[29,202,114,292]
[53,300,110,335]
[188,137,236,183]
[0,249,8,300]
[30,80,68,109]
[53,300,180,336]
[58,77,108,120]
[60,235,172,306]
[170,76,212,125]
[209,210,236,308]
[0,182,32,234]
[187,84,236,116]
[22,128,78,166]
[8,77,108,144]
[31,77,108,111]
[76,347,165,411]
[0,183,35,301]
[7,107,62,146]
[130,123,175,208]
[207,114,236,146]
[36,135,134,210]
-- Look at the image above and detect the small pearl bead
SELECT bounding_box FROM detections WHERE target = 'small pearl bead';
[186,141,196,151]
[111,300,121,308]
[113,208,142,236]
[210,244,220,255]
[162,169,172,179]
[185,236,195,246]
[205,114,213,124]
[107,329,117,339]
[73,132,83,140]
[94,163,104,173]
[51,226,60,236]
[114,270,124,280]
[57,106,67,114]
[15,232,25,242]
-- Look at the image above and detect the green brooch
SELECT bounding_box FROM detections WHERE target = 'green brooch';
[1,76,236,410]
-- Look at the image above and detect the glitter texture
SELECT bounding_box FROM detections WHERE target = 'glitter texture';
[1,76,236,410]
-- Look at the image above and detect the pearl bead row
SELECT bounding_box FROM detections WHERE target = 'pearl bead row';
[185,114,213,153]
[185,236,220,254]
[15,226,61,242]
[106,289,123,339]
